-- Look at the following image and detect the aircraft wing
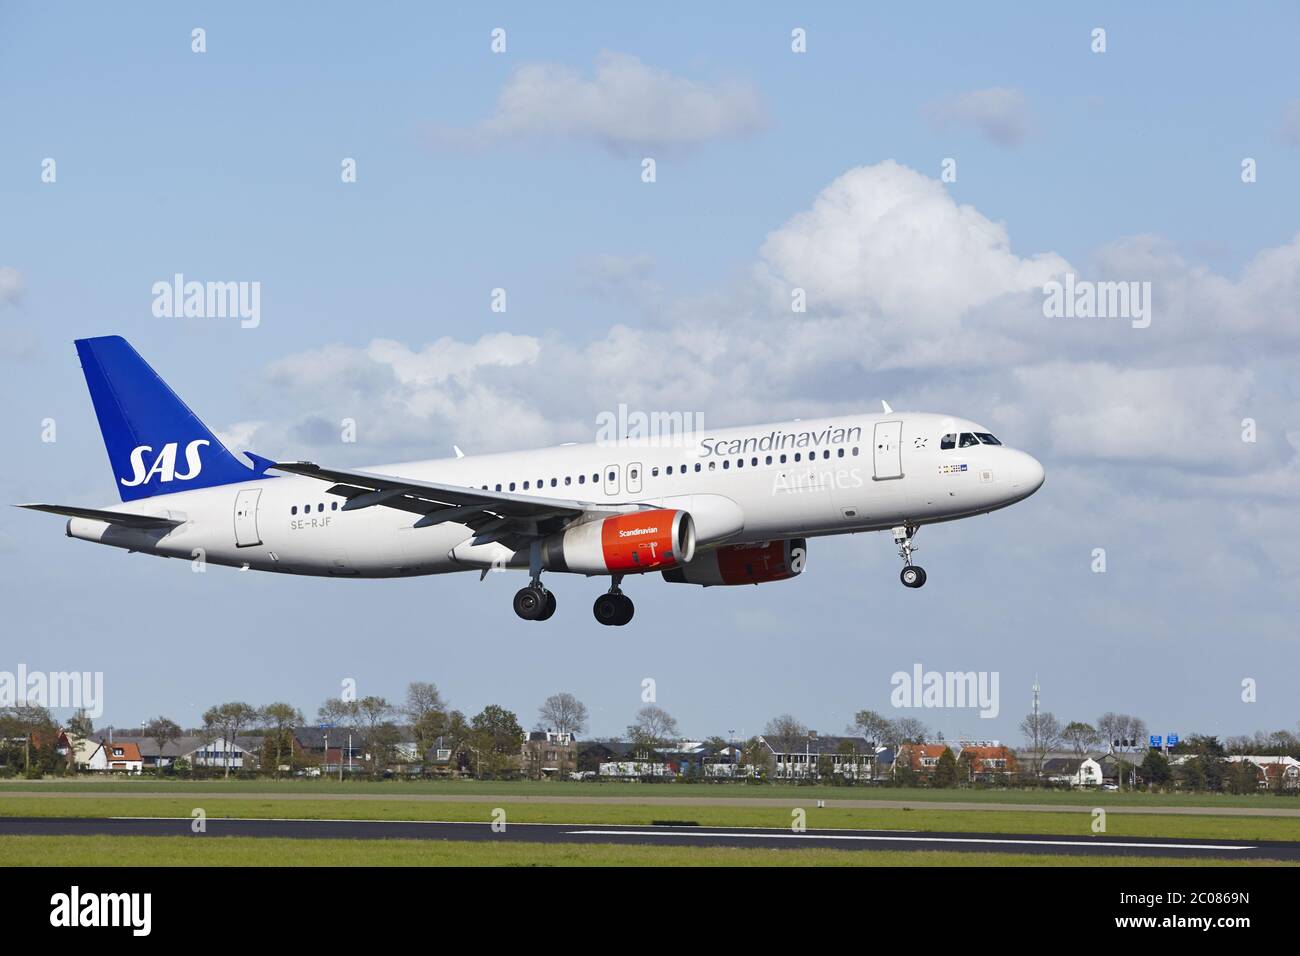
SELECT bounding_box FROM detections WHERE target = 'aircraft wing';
[15,503,184,530]
[270,461,631,541]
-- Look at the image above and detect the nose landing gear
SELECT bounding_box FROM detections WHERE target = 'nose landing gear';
[593,574,634,626]
[894,524,927,589]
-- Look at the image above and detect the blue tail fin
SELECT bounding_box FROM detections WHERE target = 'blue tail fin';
[75,336,259,502]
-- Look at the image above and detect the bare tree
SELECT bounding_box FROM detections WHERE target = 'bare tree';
[891,717,930,746]
[1096,712,1124,751]
[851,709,894,749]
[762,714,809,779]
[1062,721,1100,758]
[403,683,448,763]
[144,716,182,775]
[627,706,679,751]
[1020,710,1063,780]
[538,692,589,737]
[353,697,398,775]
[404,682,447,725]
[201,702,259,778]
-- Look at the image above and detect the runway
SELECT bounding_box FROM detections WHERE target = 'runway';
[3,816,1296,860]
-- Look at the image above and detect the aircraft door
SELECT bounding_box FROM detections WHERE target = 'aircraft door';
[626,462,643,494]
[234,488,262,547]
[873,421,904,480]
[603,464,620,496]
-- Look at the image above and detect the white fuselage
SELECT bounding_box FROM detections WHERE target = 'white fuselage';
[66,411,1044,578]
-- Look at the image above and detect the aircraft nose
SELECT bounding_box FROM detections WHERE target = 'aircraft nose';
[1009,450,1045,498]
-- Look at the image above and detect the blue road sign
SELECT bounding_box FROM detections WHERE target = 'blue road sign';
[1167,734,1179,747]
[1149,735,1162,748]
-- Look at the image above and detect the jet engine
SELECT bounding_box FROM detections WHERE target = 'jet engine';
[542,509,695,575]
[661,538,805,586]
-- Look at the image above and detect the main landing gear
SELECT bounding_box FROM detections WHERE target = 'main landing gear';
[514,542,557,621]
[513,583,557,621]
[894,524,927,589]
[593,574,634,626]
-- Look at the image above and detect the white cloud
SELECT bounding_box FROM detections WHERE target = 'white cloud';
[1005,362,1259,468]
[249,161,1300,503]
[753,161,1068,366]
[436,51,765,154]
[926,87,1031,146]
[0,266,23,305]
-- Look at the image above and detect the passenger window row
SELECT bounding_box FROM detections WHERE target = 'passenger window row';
[473,447,863,494]
[286,435,987,513]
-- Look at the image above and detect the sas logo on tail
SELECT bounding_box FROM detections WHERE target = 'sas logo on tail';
[121,440,209,487]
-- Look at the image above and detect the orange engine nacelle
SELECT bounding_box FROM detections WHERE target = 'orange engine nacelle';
[662,538,806,586]
[542,510,696,575]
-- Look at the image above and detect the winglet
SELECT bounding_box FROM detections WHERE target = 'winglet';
[453,445,465,459]
[881,400,893,414]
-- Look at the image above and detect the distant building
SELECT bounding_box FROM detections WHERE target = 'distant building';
[758,735,875,780]
[293,726,367,773]
[522,730,577,778]
[897,743,949,776]
[1226,755,1300,791]
[960,744,1019,783]
[87,741,144,773]
[1042,756,1103,787]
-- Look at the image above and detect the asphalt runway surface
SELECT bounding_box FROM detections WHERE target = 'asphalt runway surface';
[3,816,1297,860]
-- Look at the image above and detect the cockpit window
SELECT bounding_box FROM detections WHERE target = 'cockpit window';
[975,432,1002,445]
[940,433,957,450]
[958,433,981,448]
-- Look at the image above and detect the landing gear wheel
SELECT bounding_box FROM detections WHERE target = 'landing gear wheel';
[514,585,550,620]
[538,590,557,621]
[593,592,634,626]
[900,565,927,589]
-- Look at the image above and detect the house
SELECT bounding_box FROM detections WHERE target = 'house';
[293,726,367,773]
[1097,751,1143,787]
[758,734,875,780]
[422,738,470,776]
[704,744,745,778]
[522,730,577,778]
[66,734,100,770]
[959,743,1019,783]
[1226,755,1300,791]
[1042,756,1103,787]
[87,741,144,773]
[896,743,949,775]
[177,735,265,771]
[591,741,672,779]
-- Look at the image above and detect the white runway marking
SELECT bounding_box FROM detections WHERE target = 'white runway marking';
[566,830,1255,851]
[97,818,1258,851]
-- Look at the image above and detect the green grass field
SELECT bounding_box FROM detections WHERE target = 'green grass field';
[1,834,1293,867]
[6,776,1297,810]
[3,796,1298,842]
[6,778,1295,865]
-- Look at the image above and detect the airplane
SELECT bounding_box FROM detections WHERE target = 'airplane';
[18,336,1044,625]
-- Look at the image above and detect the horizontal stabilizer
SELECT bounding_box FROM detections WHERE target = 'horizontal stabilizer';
[15,503,183,529]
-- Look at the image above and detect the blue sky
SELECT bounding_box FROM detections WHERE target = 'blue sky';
[2,3,1298,745]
